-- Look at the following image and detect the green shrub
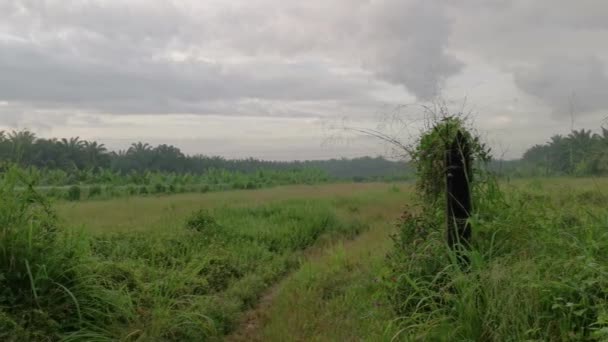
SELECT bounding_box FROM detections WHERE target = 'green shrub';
[126,185,137,196]
[66,185,81,201]
[46,187,63,199]
[154,183,167,194]
[232,181,245,190]
[186,210,221,234]
[88,185,102,198]
[198,256,242,292]
[139,186,149,195]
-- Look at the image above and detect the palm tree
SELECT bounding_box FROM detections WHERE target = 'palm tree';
[8,130,37,164]
[0,131,8,160]
[127,142,153,171]
[59,137,85,150]
[128,142,152,155]
[83,141,108,169]
[565,129,595,174]
[57,137,86,169]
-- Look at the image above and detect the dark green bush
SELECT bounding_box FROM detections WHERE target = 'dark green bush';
[46,187,63,199]
[66,185,81,201]
[154,183,167,194]
[126,185,137,195]
[88,185,102,198]
[186,210,221,234]
[198,256,242,292]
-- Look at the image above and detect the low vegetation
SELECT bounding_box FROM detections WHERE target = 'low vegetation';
[2,118,608,341]
[385,117,608,340]
[0,167,401,340]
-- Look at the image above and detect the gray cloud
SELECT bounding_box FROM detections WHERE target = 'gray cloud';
[513,57,608,116]
[0,0,462,117]
[0,39,376,115]
[448,0,608,115]
[2,0,608,160]
[365,0,463,99]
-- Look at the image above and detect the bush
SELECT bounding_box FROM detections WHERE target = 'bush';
[185,210,221,234]
[231,181,246,190]
[88,185,102,198]
[411,115,490,206]
[139,186,149,195]
[46,187,63,199]
[154,183,167,194]
[66,185,81,201]
[126,185,137,196]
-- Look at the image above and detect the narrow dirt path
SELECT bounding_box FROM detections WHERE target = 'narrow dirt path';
[225,274,284,341]
[226,214,402,341]
[225,187,409,341]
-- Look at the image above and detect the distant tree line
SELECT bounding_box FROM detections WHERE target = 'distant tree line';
[519,127,608,176]
[0,130,410,180]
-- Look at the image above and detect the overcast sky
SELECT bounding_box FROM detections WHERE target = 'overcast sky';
[1,0,607,160]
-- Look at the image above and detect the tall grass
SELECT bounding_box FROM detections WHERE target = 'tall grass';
[0,167,128,340]
[1,167,371,340]
[387,175,608,340]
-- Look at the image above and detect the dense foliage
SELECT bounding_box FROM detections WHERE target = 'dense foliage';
[520,127,608,176]
[410,116,490,205]
[0,129,409,181]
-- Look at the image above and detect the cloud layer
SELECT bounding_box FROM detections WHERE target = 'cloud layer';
[1,0,607,159]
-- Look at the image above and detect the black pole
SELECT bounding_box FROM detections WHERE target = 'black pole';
[445,130,472,264]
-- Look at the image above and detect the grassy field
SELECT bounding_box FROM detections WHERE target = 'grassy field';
[2,179,411,341]
[56,183,403,233]
[3,175,608,341]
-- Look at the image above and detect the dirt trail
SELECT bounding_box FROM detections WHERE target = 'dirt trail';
[225,278,282,341]
[225,232,374,342]
[226,189,407,341]
[224,220,396,342]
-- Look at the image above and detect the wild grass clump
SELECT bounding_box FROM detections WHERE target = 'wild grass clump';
[185,209,222,235]
[0,168,126,340]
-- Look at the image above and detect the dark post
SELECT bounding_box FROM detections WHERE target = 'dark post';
[445,131,472,263]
